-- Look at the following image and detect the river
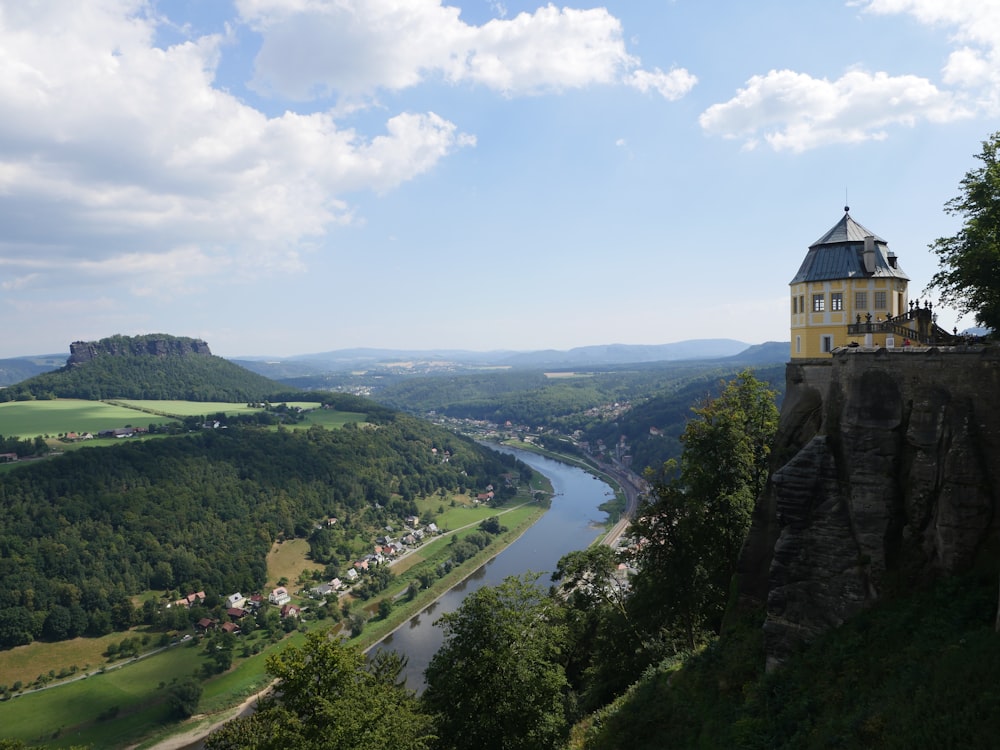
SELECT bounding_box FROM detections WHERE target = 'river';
[372,447,613,691]
[169,449,611,748]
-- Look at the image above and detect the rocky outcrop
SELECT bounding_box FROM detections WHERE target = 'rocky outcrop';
[738,347,1000,670]
[68,335,212,366]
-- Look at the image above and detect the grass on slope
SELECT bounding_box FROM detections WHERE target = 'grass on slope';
[0,399,176,439]
[0,399,367,444]
[574,571,1000,750]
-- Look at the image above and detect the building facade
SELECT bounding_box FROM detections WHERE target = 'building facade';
[790,210,910,358]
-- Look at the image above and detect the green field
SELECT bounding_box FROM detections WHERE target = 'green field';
[0,399,368,441]
[0,641,210,748]
[0,399,176,439]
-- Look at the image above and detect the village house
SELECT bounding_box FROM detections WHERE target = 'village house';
[309,578,344,598]
[226,592,247,610]
[268,586,291,606]
[280,604,301,619]
[172,591,206,609]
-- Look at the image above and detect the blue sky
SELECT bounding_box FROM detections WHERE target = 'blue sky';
[1,0,997,358]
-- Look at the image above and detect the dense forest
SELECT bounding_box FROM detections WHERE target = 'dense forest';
[1,335,285,402]
[0,413,522,649]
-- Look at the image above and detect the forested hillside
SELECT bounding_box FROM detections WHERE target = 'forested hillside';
[1,334,284,402]
[0,358,59,387]
[0,414,521,649]
[373,360,785,474]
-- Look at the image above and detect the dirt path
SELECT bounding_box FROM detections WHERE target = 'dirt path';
[142,685,272,750]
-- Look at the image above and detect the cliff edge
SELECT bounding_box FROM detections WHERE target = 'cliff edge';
[737,346,1000,669]
[68,334,212,366]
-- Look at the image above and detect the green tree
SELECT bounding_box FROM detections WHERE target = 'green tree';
[927,131,1000,332]
[168,679,203,719]
[205,629,432,750]
[629,369,779,650]
[378,598,393,620]
[423,574,569,750]
[552,546,646,712]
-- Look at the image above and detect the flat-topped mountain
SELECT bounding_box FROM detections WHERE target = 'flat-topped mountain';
[0,334,288,402]
[67,334,212,365]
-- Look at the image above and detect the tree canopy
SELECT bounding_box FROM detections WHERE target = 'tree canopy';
[423,574,570,750]
[928,131,1000,333]
[629,370,779,650]
[206,630,433,750]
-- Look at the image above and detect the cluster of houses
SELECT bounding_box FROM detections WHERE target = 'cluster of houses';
[170,586,302,635]
[307,516,440,600]
[167,513,453,634]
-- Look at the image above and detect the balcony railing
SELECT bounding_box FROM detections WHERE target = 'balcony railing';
[845,304,965,346]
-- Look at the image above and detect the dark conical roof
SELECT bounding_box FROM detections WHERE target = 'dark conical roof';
[790,210,908,285]
[810,212,886,247]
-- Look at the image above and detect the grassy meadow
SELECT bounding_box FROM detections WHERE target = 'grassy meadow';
[0,640,209,749]
[0,399,175,439]
[0,398,367,443]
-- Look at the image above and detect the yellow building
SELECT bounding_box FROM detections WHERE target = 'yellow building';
[790,209,910,358]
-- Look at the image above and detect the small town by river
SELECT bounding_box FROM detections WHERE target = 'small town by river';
[371,447,617,691]
[163,447,620,749]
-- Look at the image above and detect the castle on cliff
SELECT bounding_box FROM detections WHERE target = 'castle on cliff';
[789,208,956,359]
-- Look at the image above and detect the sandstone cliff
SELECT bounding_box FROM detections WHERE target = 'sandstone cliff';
[737,346,1000,669]
[68,335,212,366]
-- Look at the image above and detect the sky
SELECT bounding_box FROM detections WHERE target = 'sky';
[1,0,998,359]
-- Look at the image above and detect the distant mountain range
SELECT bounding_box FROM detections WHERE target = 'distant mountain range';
[0,338,791,388]
[231,339,788,379]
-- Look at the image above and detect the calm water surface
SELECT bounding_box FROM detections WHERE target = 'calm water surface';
[373,447,613,690]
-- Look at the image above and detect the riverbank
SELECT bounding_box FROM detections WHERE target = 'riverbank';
[138,471,555,749]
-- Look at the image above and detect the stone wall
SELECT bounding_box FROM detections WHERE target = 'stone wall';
[737,346,1000,669]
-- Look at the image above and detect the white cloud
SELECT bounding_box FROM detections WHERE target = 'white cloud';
[858,1,1000,114]
[700,68,969,152]
[0,273,39,291]
[0,0,472,294]
[236,0,691,100]
[626,67,698,101]
[700,1,1000,151]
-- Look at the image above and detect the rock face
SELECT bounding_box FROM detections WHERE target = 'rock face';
[737,347,1000,670]
[68,335,212,366]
